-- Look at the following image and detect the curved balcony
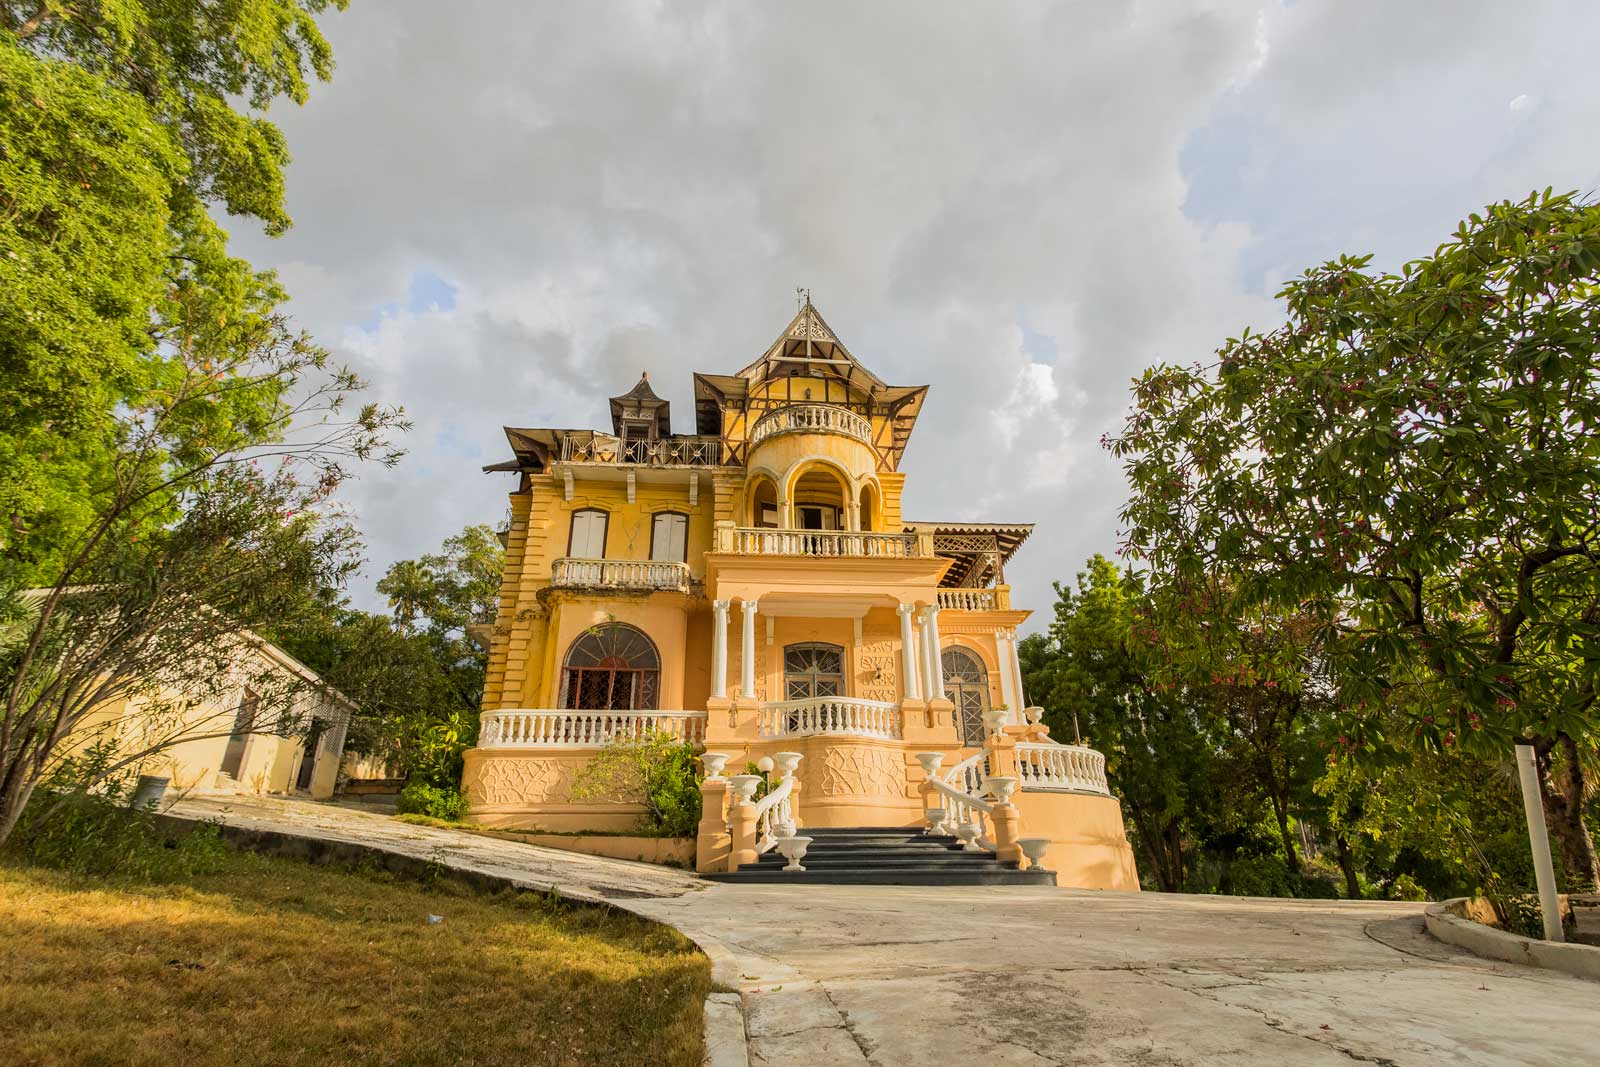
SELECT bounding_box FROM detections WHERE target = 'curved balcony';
[758,696,901,740]
[1014,742,1110,796]
[551,558,691,593]
[748,404,873,449]
[480,709,707,749]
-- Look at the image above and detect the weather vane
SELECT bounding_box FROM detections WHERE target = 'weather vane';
[796,286,811,309]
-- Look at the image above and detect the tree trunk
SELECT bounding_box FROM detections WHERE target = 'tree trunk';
[1335,833,1362,900]
[1539,735,1600,892]
[1271,791,1301,874]
[1133,812,1182,892]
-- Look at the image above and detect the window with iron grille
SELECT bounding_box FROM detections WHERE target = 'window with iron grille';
[942,646,990,747]
[560,624,660,710]
[783,642,844,700]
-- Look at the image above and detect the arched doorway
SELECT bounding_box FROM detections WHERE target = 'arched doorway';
[560,624,660,710]
[942,646,990,747]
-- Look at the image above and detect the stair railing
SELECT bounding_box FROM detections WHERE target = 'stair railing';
[917,749,998,851]
[750,752,803,854]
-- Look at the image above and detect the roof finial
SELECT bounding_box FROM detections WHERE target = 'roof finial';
[796,286,811,310]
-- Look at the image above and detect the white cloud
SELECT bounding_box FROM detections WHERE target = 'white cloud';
[218,0,1600,630]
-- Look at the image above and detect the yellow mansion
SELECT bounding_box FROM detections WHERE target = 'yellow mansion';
[463,300,1138,889]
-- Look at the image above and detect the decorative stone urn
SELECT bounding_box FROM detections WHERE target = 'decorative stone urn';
[915,751,945,777]
[954,821,983,852]
[924,806,949,836]
[727,774,762,805]
[986,776,1018,805]
[982,707,1009,736]
[776,835,813,872]
[772,751,803,779]
[700,752,731,778]
[1024,707,1045,726]
[1017,836,1052,871]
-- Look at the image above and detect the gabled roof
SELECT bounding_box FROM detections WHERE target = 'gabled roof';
[737,298,889,389]
[692,298,930,469]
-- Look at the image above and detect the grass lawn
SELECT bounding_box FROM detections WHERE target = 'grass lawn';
[0,848,709,1067]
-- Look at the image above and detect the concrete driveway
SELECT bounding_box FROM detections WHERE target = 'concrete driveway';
[172,798,1597,1066]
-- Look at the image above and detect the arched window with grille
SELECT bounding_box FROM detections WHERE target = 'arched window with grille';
[942,646,990,747]
[783,642,844,700]
[560,624,660,710]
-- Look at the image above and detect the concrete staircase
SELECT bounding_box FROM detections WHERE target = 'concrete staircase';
[700,826,1056,886]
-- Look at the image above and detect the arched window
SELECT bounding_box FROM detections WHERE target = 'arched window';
[784,642,844,700]
[650,511,688,562]
[561,624,660,710]
[568,508,608,558]
[943,646,990,747]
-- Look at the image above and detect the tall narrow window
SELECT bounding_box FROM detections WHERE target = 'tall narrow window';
[650,512,688,562]
[942,647,990,747]
[568,508,608,558]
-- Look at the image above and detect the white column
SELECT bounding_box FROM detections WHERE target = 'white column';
[996,630,1018,713]
[927,606,946,700]
[740,598,757,699]
[897,604,922,701]
[711,599,729,699]
[918,607,939,701]
[1008,628,1026,718]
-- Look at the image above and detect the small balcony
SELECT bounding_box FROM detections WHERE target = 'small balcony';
[551,558,692,593]
[558,432,721,467]
[935,587,1011,611]
[748,404,872,449]
[757,696,901,740]
[716,526,933,558]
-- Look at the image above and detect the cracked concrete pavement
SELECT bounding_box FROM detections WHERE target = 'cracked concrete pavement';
[173,797,1597,1066]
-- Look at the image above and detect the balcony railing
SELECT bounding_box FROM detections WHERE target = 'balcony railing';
[1014,742,1110,796]
[479,709,707,749]
[758,696,901,740]
[748,404,873,449]
[558,432,721,467]
[937,588,998,611]
[550,558,691,593]
[717,526,930,558]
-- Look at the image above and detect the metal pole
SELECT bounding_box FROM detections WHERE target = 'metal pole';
[1513,742,1565,943]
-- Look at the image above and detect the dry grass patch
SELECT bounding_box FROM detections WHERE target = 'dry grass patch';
[0,851,708,1067]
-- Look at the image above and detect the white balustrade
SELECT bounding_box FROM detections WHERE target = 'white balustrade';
[1014,742,1110,796]
[551,557,691,592]
[920,748,996,851]
[936,589,997,611]
[725,527,923,558]
[752,751,803,855]
[748,403,873,449]
[758,697,901,740]
[479,709,706,749]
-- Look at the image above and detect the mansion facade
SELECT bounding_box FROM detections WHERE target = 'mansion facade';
[462,300,1138,889]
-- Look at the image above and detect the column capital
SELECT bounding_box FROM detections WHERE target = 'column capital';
[896,602,917,617]
[740,597,757,613]
[712,598,730,614]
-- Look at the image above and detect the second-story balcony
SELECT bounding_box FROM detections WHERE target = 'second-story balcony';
[715,526,933,559]
[558,431,722,467]
[747,403,873,449]
[551,558,692,593]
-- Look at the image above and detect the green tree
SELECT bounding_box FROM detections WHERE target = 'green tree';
[1,1,346,582]
[1111,191,1600,890]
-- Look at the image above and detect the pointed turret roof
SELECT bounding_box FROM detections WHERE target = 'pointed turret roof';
[608,372,671,436]
[734,297,889,388]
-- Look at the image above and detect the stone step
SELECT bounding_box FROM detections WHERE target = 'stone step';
[701,866,1055,886]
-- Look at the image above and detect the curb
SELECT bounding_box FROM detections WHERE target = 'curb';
[158,811,749,1066]
[1424,898,1600,981]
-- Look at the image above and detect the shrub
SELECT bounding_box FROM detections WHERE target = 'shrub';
[569,732,702,838]
[13,788,231,882]
[396,781,467,821]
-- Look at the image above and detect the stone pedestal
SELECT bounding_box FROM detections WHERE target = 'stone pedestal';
[695,777,731,873]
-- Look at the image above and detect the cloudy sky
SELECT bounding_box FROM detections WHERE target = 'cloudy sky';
[229,1,1600,629]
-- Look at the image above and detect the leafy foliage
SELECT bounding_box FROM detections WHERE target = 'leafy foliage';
[1109,191,1600,890]
[395,780,467,822]
[569,733,703,838]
